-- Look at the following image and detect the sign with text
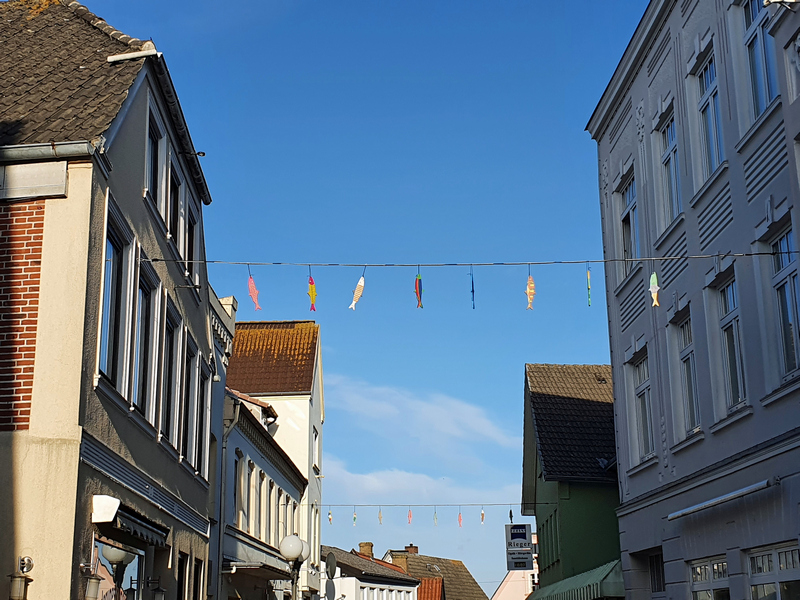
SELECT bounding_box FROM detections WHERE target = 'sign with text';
[505,524,534,571]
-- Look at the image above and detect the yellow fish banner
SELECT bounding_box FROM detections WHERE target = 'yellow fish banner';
[525,275,536,310]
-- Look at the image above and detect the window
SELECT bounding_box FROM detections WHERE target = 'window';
[131,262,158,415]
[195,370,209,475]
[268,480,275,545]
[699,55,724,177]
[634,355,655,460]
[160,304,181,443]
[679,317,700,432]
[690,557,730,600]
[99,230,126,385]
[313,427,320,469]
[749,545,800,600]
[621,176,639,276]
[180,337,197,461]
[719,279,746,409]
[177,552,188,600]
[650,554,665,593]
[245,461,254,533]
[743,0,778,118]
[146,112,163,203]
[661,117,680,224]
[772,230,800,375]
[192,559,203,600]
[254,470,262,539]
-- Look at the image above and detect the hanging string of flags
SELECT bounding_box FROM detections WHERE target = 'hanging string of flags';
[146,250,792,312]
[322,504,518,527]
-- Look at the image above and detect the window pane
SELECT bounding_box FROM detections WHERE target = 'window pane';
[680,318,693,349]
[777,281,798,373]
[131,284,151,413]
[693,592,712,600]
[764,30,779,103]
[638,390,653,456]
[751,584,778,600]
[713,561,728,580]
[723,324,742,406]
[100,237,123,383]
[713,93,724,164]
[196,373,208,474]
[148,121,159,198]
[780,580,800,600]
[161,321,176,440]
[715,589,731,600]
[683,354,699,430]
[181,348,195,459]
[749,39,767,116]
[170,172,181,239]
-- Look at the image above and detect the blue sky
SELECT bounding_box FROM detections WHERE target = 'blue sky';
[99,0,648,593]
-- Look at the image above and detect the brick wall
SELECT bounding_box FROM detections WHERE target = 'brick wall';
[0,200,44,431]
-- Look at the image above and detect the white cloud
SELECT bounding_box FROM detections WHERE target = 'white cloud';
[325,374,521,469]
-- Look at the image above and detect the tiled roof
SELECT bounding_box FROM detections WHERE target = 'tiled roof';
[525,364,616,483]
[0,0,148,146]
[417,578,443,600]
[321,546,420,585]
[227,321,320,395]
[402,553,488,600]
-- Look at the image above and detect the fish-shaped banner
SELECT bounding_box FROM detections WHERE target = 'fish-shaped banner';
[415,273,423,308]
[248,275,262,311]
[353,510,357,527]
[378,508,383,525]
[458,510,463,528]
[349,276,365,310]
[328,509,332,524]
[649,272,660,307]
[525,275,536,310]
[408,509,413,525]
[308,276,317,311]
[481,508,485,525]
[587,267,592,307]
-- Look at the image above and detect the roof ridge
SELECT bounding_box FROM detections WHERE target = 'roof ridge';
[58,0,153,51]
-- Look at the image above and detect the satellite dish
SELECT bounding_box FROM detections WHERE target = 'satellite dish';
[326,552,337,579]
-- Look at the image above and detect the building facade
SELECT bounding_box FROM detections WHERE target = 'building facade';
[320,543,419,600]
[0,1,219,598]
[227,321,325,599]
[587,1,800,598]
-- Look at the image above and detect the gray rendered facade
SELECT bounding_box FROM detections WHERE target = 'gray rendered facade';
[587,1,800,599]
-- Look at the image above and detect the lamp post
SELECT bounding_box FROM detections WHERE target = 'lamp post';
[279,535,309,600]
[101,546,135,600]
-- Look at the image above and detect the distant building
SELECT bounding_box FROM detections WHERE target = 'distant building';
[521,364,623,599]
[0,1,218,598]
[227,321,325,598]
[587,0,800,597]
[320,543,419,600]
[490,538,539,600]
[383,544,489,600]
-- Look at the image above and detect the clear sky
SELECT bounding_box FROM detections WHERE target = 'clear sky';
[99,0,648,594]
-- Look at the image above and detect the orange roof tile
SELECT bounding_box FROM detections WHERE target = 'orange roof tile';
[227,321,319,395]
[417,578,443,600]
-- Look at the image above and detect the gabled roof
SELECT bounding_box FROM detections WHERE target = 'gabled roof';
[525,364,616,483]
[401,553,489,600]
[227,321,320,395]
[321,546,419,585]
[0,0,148,146]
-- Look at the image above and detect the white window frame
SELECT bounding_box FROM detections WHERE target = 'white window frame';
[660,116,681,225]
[195,363,211,478]
[690,556,729,599]
[634,354,655,460]
[179,334,198,464]
[131,251,161,422]
[771,229,800,377]
[159,299,183,445]
[742,0,779,119]
[620,175,639,277]
[145,107,167,211]
[718,279,746,410]
[748,544,800,599]
[679,316,701,433]
[698,53,724,178]
[313,426,320,470]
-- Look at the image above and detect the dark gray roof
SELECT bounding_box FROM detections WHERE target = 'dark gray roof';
[525,363,617,483]
[321,546,419,585]
[0,0,148,146]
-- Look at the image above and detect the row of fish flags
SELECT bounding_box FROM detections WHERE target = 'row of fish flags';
[246,266,663,312]
[328,506,507,527]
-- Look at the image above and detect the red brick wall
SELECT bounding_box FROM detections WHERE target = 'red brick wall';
[0,200,44,431]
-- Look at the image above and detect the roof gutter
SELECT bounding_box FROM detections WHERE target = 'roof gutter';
[0,140,97,162]
[107,49,159,63]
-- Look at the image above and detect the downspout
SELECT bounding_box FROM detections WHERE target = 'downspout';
[217,397,241,597]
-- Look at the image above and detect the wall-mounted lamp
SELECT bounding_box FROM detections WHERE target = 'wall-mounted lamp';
[152,586,166,600]
[83,573,102,600]
[180,151,206,157]
[7,572,32,600]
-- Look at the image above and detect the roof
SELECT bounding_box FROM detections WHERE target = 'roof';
[227,321,320,395]
[418,578,443,600]
[531,560,623,600]
[525,364,616,483]
[400,553,489,600]
[0,0,148,146]
[321,546,419,585]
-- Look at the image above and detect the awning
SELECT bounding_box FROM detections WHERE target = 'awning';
[531,560,623,600]
[113,508,169,547]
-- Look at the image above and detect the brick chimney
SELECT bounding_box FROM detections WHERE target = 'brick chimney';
[405,544,418,554]
[359,542,374,559]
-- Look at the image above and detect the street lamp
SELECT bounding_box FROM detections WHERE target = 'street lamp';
[279,535,308,600]
[101,546,135,600]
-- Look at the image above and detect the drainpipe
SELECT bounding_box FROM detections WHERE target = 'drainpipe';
[217,397,241,598]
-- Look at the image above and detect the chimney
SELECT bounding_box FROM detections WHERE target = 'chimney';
[405,544,418,554]
[359,542,374,559]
